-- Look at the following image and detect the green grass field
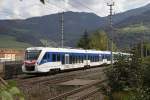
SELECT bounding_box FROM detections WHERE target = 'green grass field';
[0,35,32,49]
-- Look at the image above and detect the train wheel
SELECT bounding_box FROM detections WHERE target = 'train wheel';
[84,65,90,70]
[55,68,61,73]
[49,68,61,75]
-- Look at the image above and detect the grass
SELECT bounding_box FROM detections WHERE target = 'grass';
[119,24,149,34]
[103,91,135,100]
[0,35,32,49]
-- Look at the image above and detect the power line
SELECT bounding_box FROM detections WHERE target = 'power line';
[47,0,73,12]
[61,0,83,12]
[72,0,102,16]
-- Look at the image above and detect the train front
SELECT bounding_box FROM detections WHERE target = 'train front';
[22,48,42,73]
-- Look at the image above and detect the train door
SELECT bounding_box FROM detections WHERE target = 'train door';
[65,54,69,64]
[99,54,102,61]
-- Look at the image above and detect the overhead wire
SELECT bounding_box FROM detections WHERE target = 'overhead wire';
[0,0,103,19]
[70,0,102,16]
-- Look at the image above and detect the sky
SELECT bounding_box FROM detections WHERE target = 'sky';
[0,0,149,19]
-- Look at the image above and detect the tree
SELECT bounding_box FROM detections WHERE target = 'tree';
[77,30,90,49]
[107,46,144,91]
[89,30,109,50]
[89,30,117,51]
[104,45,150,100]
[77,30,117,50]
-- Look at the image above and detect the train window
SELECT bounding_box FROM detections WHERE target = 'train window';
[81,56,83,63]
[41,53,48,64]
[47,53,49,59]
[84,55,87,60]
[73,55,75,64]
[93,56,94,62]
[69,55,72,64]
[25,50,41,60]
[77,56,79,63]
[43,54,47,60]
[82,56,84,63]
[78,56,80,63]
[99,55,102,61]
[47,53,51,61]
[57,54,60,61]
[102,54,105,59]
[99,55,101,61]
[90,56,92,62]
[74,56,77,63]
[52,53,56,62]
[75,55,77,63]
[79,56,82,63]
[108,55,111,61]
[88,55,90,60]
[61,54,65,64]
[95,56,97,62]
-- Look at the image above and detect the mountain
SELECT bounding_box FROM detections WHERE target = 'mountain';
[0,3,150,49]
[111,3,150,26]
[0,11,106,48]
[112,4,150,48]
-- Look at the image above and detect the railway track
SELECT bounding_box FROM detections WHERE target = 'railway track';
[17,66,107,86]
[16,66,108,100]
[48,79,107,100]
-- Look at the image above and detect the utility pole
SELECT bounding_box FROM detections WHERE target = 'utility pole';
[141,22,144,58]
[141,39,143,58]
[143,31,147,57]
[60,12,64,48]
[143,29,147,57]
[107,1,115,66]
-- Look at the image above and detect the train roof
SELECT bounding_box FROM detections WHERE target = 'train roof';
[26,47,111,54]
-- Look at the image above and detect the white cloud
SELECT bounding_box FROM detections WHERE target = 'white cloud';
[0,0,149,19]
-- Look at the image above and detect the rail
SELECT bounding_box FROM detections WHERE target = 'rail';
[48,79,107,100]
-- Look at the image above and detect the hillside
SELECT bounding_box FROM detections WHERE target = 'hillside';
[0,11,105,48]
[0,3,150,49]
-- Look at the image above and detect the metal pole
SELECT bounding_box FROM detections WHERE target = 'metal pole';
[141,40,143,58]
[145,41,147,57]
[143,30,147,57]
[107,2,114,66]
[141,23,144,58]
[60,12,64,48]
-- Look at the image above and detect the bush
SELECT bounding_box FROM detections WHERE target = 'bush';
[0,80,24,100]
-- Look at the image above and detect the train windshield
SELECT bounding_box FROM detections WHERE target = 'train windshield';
[25,50,41,60]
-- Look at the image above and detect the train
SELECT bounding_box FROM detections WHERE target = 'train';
[22,47,130,74]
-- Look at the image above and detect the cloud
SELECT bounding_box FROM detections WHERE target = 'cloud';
[0,0,149,19]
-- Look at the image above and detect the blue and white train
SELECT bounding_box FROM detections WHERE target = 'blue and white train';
[22,47,130,74]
